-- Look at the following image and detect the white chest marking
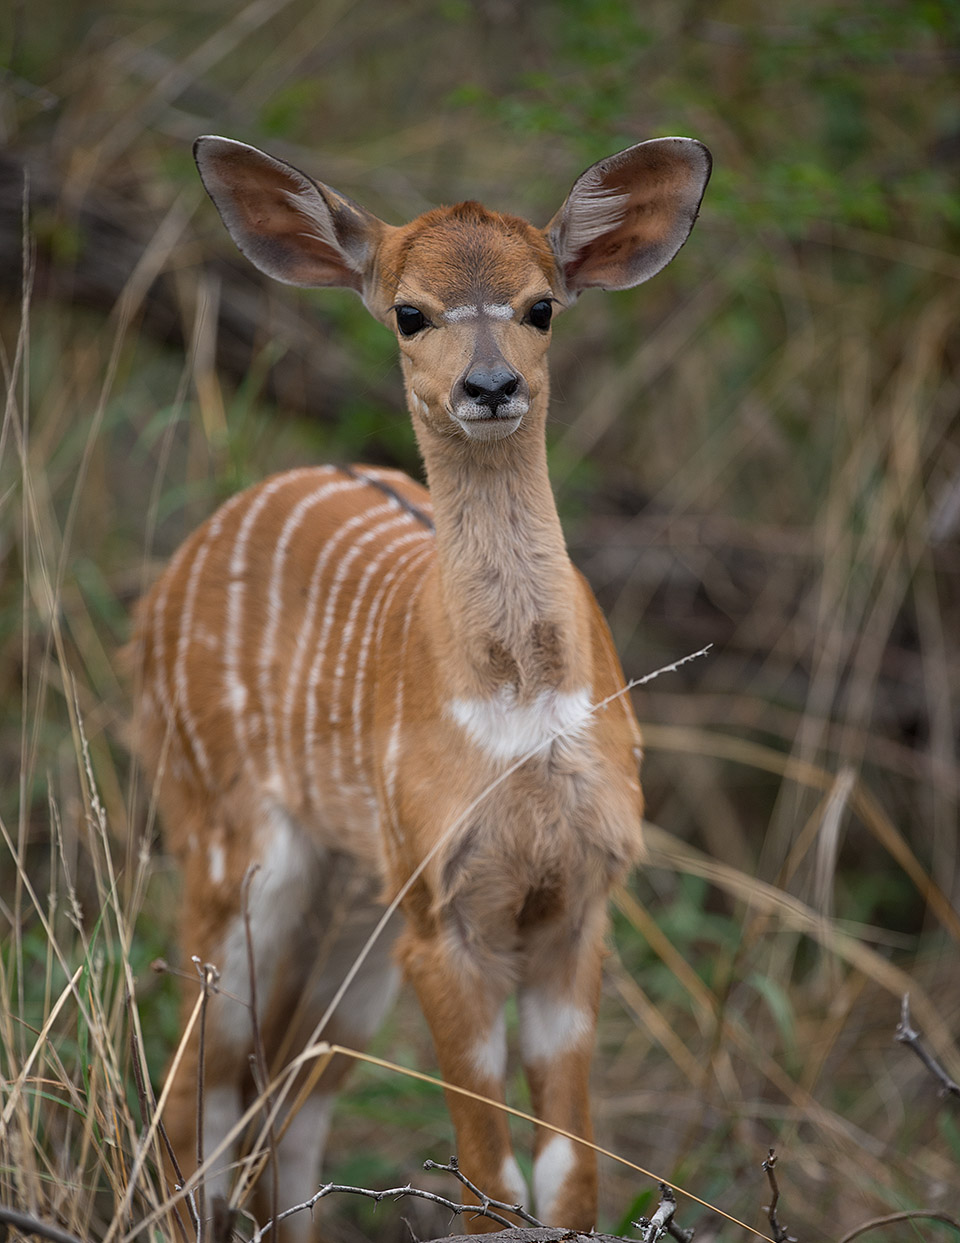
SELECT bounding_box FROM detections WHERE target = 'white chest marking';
[447,687,593,762]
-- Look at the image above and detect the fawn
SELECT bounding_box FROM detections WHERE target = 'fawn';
[130,133,710,1238]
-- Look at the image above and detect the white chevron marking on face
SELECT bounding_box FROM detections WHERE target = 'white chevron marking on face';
[442,303,515,323]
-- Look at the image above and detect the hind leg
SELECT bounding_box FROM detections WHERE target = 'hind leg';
[161,962,249,1233]
[160,859,259,1225]
[250,864,402,1241]
[162,808,401,1241]
[161,807,326,1232]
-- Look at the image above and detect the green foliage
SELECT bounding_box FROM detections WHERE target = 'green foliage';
[3,0,960,1238]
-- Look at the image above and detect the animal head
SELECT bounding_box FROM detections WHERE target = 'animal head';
[194,135,710,444]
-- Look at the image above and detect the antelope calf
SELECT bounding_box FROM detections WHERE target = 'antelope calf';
[131,134,709,1237]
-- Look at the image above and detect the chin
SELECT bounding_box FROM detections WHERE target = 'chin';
[457,416,523,442]
[451,401,527,442]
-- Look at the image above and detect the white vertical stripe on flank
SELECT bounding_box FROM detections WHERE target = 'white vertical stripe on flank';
[258,474,360,787]
[364,465,424,488]
[327,519,417,724]
[223,470,314,767]
[351,540,433,773]
[174,491,247,787]
[151,538,195,775]
[175,542,215,782]
[382,573,428,849]
[280,497,395,792]
[328,524,430,788]
[304,507,409,806]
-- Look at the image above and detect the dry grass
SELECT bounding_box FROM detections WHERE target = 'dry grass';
[3,2,960,1240]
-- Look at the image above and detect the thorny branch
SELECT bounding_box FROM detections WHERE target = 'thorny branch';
[248,1156,542,1241]
[761,1151,797,1243]
[424,1156,543,1227]
[895,994,960,1100]
[631,1182,693,1242]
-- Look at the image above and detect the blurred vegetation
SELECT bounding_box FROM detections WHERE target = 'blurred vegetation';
[2,0,960,1240]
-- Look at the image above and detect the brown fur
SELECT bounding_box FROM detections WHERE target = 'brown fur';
[130,134,709,1240]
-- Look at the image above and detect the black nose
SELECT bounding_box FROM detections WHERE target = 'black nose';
[463,366,519,410]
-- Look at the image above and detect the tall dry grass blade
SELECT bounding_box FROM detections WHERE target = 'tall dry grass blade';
[613,886,716,1034]
[607,960,704,1084]
[641,821,960,1074]
[640,723,960,939]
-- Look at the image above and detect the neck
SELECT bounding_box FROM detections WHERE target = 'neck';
[415,396,587,701]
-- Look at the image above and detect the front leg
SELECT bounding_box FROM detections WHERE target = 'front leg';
[398,928,528,1232]
[518,906,607,1230]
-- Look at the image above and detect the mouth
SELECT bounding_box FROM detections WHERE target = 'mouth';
[450,399,527,441]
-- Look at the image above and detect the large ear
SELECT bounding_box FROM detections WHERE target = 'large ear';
[193,136,386,292]
[546,138,711,299]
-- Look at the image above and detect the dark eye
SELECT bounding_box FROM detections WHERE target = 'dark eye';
[395,306,427,337]
[528,300,553,331]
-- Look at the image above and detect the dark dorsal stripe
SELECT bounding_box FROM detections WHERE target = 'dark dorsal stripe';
[339,464,435,532]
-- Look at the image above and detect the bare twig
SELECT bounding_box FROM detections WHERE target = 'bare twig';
[0,1207,83,1243]
[423,1156,543,1227]
[242,864,280,1233]
[632,1181,693,1242]
[194,956,221,1243]
[245,1155,548,1240]
[248,1177,513,1240]
[895,994,960,1099]
[127,1002,194,1242]
[837,1209,960,1243]
[761,1151,797,1243]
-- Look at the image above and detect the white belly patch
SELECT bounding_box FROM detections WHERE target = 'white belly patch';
[446,686,593,762]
